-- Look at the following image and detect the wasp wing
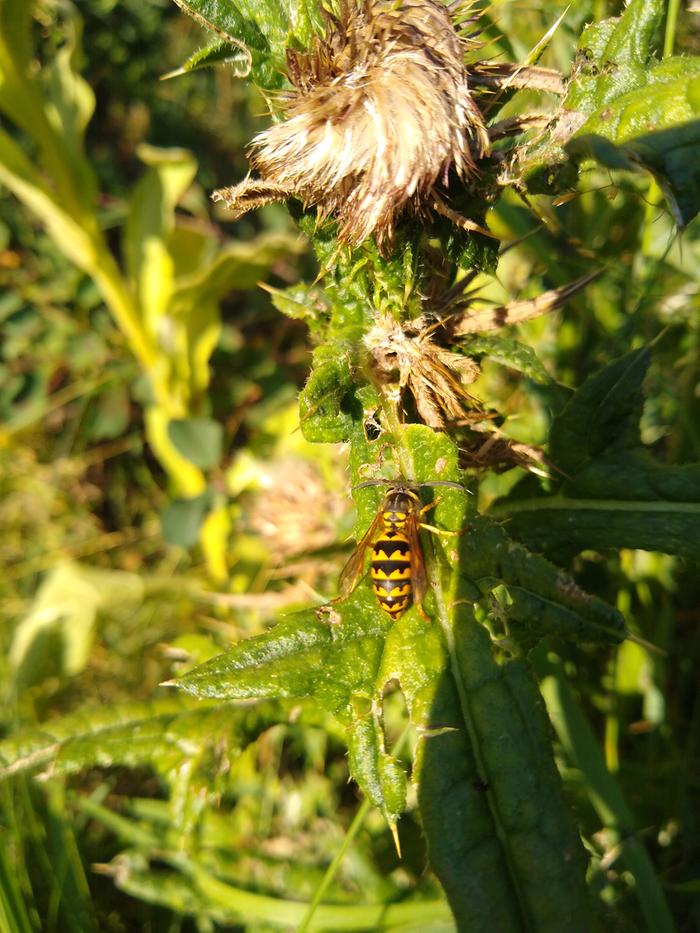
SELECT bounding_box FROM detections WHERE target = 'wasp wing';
[337,510,384,599]
[406,511,428,607]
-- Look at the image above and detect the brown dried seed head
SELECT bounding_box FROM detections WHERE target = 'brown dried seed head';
[247,458,346,560]
[365,316,480,429]
[214,0,489,248]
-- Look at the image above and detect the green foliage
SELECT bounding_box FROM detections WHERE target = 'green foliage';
[0,694,284,782]
[174,424,631,927]
[171,0,325,89]
[167,36,258,79]
[168,417,224,469]
[495,348,700,559]
[0,0,699,931]
[540,657,674,933]
[523,0,700,225]
[299,353,358,442]
[9,562,145,688]
[0,3,300,571]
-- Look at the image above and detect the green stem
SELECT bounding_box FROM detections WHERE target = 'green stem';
[298,722,414,933]
[297,797,372,933]
[663,0,680,58]
[378,392,416,480]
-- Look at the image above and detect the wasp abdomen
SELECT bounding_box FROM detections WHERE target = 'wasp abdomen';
[370,529,412,619]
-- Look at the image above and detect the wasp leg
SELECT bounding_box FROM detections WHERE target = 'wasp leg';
[417,498,440,519]
[416,497,465,537]
[419,522,464,537]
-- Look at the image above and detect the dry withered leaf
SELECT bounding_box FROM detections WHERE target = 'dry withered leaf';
[469,62,565,96]
[364,270,601,432]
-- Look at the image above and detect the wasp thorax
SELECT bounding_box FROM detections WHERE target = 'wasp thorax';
[213,0,489,249]
[384,491,412,515]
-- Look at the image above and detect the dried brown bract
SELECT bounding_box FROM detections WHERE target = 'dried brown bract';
[415,270,603,336]
[365,315,481,429]
[458,427,550,477]
[214,0,490,249]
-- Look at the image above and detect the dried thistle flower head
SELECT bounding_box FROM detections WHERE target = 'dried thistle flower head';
[247,458,346,561]
[214,0,489,249]
[365,315,481,429]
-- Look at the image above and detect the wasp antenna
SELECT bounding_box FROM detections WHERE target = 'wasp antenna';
[353,479,396,490]
[414,481,471,492]
[353,479,471,493]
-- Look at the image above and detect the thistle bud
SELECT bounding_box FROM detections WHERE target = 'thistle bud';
[214,0,489,249]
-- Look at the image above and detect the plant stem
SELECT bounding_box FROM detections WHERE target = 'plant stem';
[663,0,680,58]
[297,797,372,933]
[298,722,414,933]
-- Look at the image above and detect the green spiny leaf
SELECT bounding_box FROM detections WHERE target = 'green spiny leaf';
[462,335,553,385]
[494,348,700,559]
[416,602,590,933]
[521,0,700,222]
[549,346,650,474]
[568,63,700,226]
[566,0,665,111]
[171,0,312,90]
[165,37,261,80]
[0,696,282,781]
[172,589,391,709]
[299,351,359,443]
[562,0,700,224]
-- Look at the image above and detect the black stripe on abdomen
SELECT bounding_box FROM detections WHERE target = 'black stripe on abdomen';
[370,559,411,579]
[372,536,410,560]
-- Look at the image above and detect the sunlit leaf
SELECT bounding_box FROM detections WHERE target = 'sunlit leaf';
[9,563,145,688]
[123,145,198,326]
[199,499,232,582]
[163,38,252,79]
[0,695,283,782]
[170,0,325,89]
[522,0,700,223]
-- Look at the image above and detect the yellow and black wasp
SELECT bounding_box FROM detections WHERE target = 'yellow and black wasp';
[337,480,466,619]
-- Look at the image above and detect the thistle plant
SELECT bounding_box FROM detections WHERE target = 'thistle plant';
[163,0,698,929]
[1,0,699,930]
